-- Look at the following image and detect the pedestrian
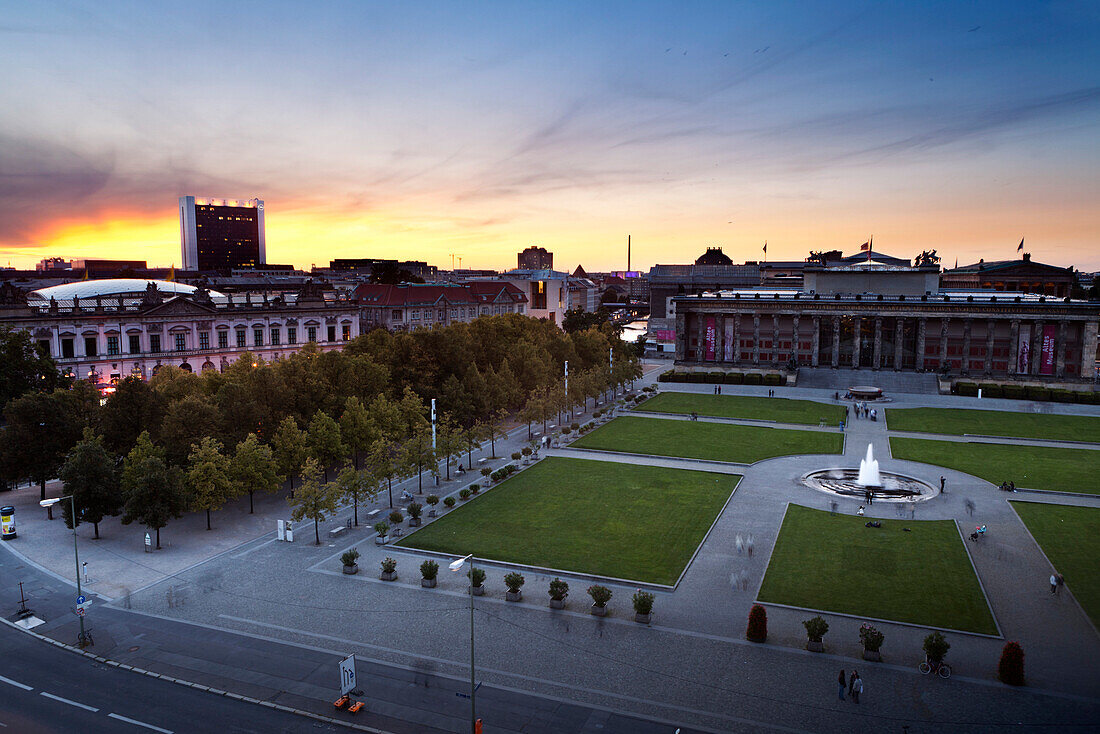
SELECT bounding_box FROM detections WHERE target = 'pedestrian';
[845,406,849,419]
[851,673,862,704]
[839,420,845,432]
[940,476,946,493]
[718,385,722,395]
[1050,573,1058,594]
[965,499,975,517]
[746,534,754,558]
[736,534,744,555]
[857,505,865,517]
[865,488,872,506]
[848,670,856,697]
[837,670,846,701]
[1056,574,1065,593]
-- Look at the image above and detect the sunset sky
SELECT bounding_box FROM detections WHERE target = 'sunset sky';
[2,1,1098,272]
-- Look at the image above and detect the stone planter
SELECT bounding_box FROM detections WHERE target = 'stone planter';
[427,509,437,518]
[421,578,436,588]
[375,536,387,545]
[392,528,403,537]
[471,585,485,596]
[549,598,566,610]
[634,612,651,625]
[590,604,607,617]
[806,640,824,653]
[342,564,358,575]
[506,591,522,602]
[862,648,882,662]
[408,518,421,527]
[380,571,397,582]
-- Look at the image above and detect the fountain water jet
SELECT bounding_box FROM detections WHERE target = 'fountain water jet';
[857,444,881,487]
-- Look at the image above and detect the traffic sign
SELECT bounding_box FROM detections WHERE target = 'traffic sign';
[75,607,85,617]
[76,595,86,605]
[339,655,356,695]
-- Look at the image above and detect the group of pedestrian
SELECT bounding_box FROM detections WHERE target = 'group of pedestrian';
[1050,573,1065,595]
[838,669,863,703]
[713,385,723,395]
[998,481,1017,492]
[852,402,876,421]
[689,411,699,421]
[767,389,776,397]
[735,533,755,557]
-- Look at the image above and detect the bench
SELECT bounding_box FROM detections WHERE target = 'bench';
[329,526,347,538]
[477,458,487,466]
[366,509,381,518]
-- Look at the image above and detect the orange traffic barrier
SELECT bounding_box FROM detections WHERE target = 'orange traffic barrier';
[333,695,349,709]
[348,701,364,714]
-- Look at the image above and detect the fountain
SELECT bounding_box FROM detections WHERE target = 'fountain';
[857,444,881,487]
[800,443,936,503]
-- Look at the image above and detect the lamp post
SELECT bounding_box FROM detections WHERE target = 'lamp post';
[39,495,87,646]
[449,554,476,732]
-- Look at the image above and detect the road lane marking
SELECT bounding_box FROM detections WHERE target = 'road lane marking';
[0,674,32,690]
[39,691,99,712]
[108,713,173,733]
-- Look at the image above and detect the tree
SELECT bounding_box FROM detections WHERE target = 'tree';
[0,325,67,410]
[366,438,401,508]
[230,433,282,514]
[187,437,233,531]
[59,428,121,539]
[306,410,345,482]
[160,394,220,467]
[288,457,340,545]
[120,433,188,549]
[0,389,86,504]
[100,376,163,455]
[271,416,308,491]
[484,408,508,458]
[434,414,464,481]
[338,396,378,470]
[333,462,378,527]
[400,423,436,494]
[462,423,486,470]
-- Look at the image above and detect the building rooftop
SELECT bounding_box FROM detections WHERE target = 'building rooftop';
[29,279,222,302]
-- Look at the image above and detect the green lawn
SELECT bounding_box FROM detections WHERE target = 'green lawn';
[886,408,1100,443]
[1011,501,1100,629]
[396,457,738,585]
[758,504,997,634]
[635,392,845,426]
[890,437,1100,495]
[570,416,842,463]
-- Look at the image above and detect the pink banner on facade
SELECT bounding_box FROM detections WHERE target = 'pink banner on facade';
[653,329,676,342]
[723,320,735,362]
[704,317,716,361]
[1040,324,1056,375]
[1017,324,1031,374]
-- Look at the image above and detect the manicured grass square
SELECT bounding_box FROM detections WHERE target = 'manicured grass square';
[396,457,738,585]
[570,416,842,463]
[758,505,997,634]
[886,408,1100,443]
[890,437,1100,495]
[1011,501,1100,628]
[635,392,845,426]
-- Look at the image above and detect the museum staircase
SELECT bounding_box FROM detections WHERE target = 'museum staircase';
[794,367,940,395]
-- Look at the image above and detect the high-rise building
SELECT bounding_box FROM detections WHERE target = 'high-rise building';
[518,246,553,270]
[180,196,265,273]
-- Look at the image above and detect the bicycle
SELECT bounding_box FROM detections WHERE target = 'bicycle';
[918,658,950,678]
[77,628,94,648]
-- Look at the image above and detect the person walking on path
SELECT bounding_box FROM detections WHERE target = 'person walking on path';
[746,534,754,558]
[851,673,863,704]
[848,670,857,698]
[717,385,722,395]
[940,476,946,493]
[837,670,846,701]
[736,534,744,555]
[1057,574,1065,594]
[1050,573,1058,594]
[845,406,849,419]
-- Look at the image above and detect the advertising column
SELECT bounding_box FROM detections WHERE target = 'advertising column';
[1,506,15,540]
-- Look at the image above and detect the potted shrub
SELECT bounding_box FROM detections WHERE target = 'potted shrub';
[443,496,456,509]
[570,422,579,431]
[548,578,569,609]
[425,494,439,517]
[511,452,522,462]
[923,631,950,666]
[388,510,404,537]
[998,641,1025,686]
[521,447,532,464]
[469,483,480,494]
[340,548,360,575]
[459,488,471,501]
[420,559,439,588]
[503,572,525,602]
[407,502,423,527]
[468,567,486,596]
[632,590,655,624]
[803,616,829,652]
[860,623,884,661]
[380,557,397,581]
[588,585,612,617]
[480,467,491,481]
[373,521,389,545]
[746,604,767,642]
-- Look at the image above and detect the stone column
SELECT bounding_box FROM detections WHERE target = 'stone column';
[831,316,840,368]
[772,315,781,367]
[1081,320,1099,380]
[675,311,686,361]
[916,318,927,370]
[733,313,741,365]
[811,316,821,367]
[893,318,904,371]
[1055,320,1068,378]
[939,318,950,370]
[984,319,996,375]
[1008,319,1020,375]
[872,316,883,370]
[792,315,801,366]
[852,317,861,368]
[1031,320,1043,376]
[715,314,725,363]
[961,319,972,374]
[752,313,761,365]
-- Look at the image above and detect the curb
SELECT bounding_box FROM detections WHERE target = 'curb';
[0,615,395,734]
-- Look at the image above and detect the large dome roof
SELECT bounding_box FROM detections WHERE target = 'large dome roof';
[29,279,222,301]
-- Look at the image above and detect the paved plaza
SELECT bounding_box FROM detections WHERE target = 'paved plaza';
[3,362,1100,732]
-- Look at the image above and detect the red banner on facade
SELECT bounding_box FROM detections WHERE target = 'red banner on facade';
[704,317,716,361]
[1040,324,1056,375]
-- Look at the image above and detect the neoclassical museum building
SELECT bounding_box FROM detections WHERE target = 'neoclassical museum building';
[673,255,1100,381]
[0,278,360,387]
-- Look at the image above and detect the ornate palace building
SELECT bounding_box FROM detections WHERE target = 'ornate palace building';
[0,279,360,387]
[672,253,1100,382]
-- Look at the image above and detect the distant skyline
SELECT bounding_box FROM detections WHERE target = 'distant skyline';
[1,1,1098,272]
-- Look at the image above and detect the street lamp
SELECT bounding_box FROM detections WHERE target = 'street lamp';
[40,496,88,647]
[449,554,476,732]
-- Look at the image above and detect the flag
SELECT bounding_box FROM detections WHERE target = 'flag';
[1017,237,1024,253]
[762,241,767,253]
[860,241,870,251]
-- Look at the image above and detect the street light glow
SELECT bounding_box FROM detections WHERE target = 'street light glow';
[449,554,472,572]
[39,498,61,508]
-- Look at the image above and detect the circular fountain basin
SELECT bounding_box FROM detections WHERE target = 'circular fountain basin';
[848,385,883,400]
[801,469,937,502]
